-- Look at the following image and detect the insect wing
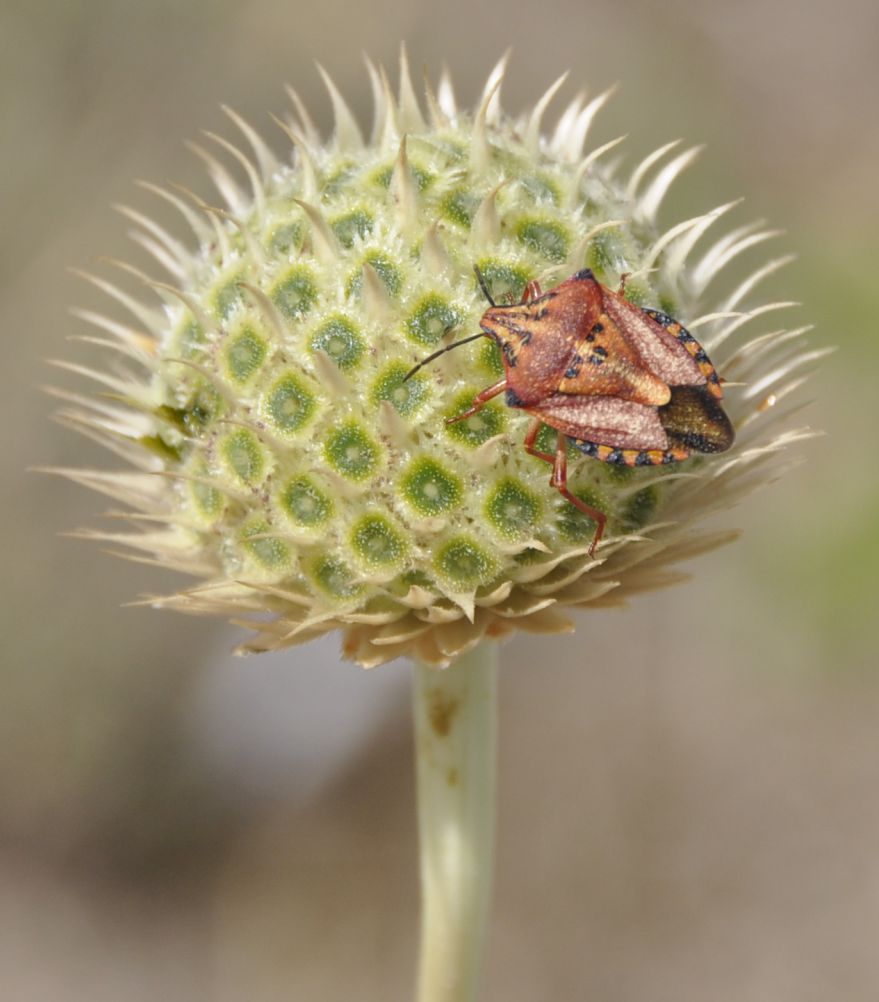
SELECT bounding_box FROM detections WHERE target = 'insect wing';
[659,384,735,453]
[641,307,725,400]
[599,287,712,392]
[525,392,669,451]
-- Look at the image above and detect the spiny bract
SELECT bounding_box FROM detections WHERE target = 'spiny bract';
[53,55,816,666]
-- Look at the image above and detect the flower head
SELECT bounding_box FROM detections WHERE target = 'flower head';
[52,55,813,666]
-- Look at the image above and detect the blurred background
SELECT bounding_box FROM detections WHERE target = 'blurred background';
[2,0,877,998]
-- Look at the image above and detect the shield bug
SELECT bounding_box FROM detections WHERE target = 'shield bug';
[405,267,735,557]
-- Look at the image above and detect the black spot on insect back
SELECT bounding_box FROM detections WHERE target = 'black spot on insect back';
[643,308,674,327]
[570,440,598,457]
[564,354,584,379]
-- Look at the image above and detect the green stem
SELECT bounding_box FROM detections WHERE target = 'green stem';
[413,641,498,1002]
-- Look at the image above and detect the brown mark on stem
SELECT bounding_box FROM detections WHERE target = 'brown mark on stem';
[427,687,460,737]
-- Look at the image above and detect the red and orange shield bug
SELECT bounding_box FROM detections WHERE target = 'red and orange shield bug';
[406,267,735,557]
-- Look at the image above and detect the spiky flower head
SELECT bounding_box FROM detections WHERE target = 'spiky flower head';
[53,55,813,667]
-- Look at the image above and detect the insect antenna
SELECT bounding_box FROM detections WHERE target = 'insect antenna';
[473,264,496,306]
[404,265,499,381]
[403,332,486,382]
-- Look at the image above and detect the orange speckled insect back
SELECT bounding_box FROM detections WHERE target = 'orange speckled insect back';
[444,268,735,555]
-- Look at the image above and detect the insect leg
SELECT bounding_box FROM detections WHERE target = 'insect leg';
[520,280,543,304]
[523,418,555,463]
[550,434,606,557]
[445,379,508,425]
[617,272,630,296]
[524,421,606,558]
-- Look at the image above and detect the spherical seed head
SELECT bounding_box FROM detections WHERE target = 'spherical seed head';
[56,56,815,667]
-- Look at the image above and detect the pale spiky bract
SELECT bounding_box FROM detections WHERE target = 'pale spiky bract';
[53,56,817,667]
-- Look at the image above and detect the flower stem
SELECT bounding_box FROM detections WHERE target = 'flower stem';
[413,641,498,1002]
